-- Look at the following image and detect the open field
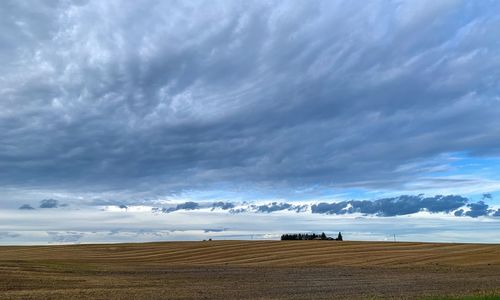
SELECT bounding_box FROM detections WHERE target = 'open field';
[0,240,499,299]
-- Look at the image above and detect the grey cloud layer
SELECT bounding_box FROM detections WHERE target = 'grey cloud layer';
[1,1,500,196]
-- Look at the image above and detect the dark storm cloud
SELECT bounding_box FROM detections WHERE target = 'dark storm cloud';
[252,202,308,213]
[256,202,292,213]
[311,202,347,215]
[211,201,235,210]
[1,0,500,196]
[420,195,469,213]
[169,202,199,212]
[482,193,493,200]
[39,199,59,208]
[465,201,491,218]
[311,195,468,216]
[152,201,201,213]
[19,204,35,210]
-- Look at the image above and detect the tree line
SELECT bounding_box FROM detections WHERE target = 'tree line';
[281,232,343,241]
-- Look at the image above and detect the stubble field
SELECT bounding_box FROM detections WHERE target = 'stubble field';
[0,240,499,299]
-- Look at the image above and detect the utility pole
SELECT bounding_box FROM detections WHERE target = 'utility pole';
[393,234,396,242]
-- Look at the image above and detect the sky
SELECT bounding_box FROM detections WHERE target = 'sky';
[1,0,500,244]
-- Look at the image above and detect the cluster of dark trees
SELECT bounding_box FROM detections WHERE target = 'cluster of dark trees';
[281,232,343,241]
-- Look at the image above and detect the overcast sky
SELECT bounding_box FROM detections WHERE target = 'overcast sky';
[1,0,500,244]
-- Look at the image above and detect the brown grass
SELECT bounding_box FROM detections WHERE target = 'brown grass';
[0,241,499,299]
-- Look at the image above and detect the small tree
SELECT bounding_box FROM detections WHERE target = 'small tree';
[321,232,327,240]
[336,232,343,241]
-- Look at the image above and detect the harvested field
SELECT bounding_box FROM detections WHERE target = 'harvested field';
[0,241,499,299]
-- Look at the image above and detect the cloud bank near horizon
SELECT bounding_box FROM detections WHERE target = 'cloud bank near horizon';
[5,198,500,245]
[18,194,500,218]
[6,193,500,245]
[151,194,500,218]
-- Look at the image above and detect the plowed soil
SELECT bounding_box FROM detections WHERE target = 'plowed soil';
[0,241,499,299]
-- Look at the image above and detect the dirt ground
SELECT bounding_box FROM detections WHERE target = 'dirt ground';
[0,241,499,299]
